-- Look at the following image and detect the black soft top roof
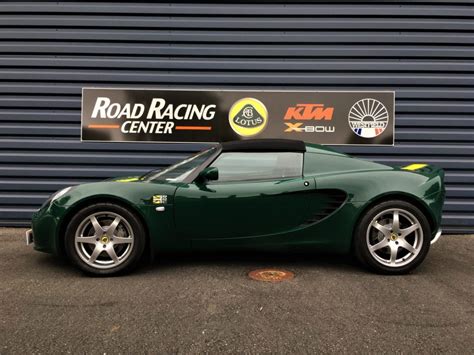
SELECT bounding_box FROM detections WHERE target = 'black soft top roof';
[220,139,306,152]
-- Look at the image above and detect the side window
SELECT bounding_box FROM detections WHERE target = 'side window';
[210,152,303,182]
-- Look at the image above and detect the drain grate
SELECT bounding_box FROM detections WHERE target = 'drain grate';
[248,269,294,283]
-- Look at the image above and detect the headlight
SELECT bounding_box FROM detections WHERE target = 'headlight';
[41,186,73,208]
[50,187,73,202]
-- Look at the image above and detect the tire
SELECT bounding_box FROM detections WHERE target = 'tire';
[353,200,431,275]
[64,202,146,276]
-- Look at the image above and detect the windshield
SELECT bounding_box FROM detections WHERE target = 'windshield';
[141,147,217,182]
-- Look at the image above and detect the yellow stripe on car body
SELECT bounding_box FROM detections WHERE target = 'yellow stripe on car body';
[402,163,428,171]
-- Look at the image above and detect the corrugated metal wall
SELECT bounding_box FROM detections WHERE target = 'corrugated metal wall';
[0,1,473,233]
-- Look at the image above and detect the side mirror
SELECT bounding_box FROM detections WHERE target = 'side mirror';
[197,167,218,182]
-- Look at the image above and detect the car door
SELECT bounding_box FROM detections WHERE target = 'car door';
[173,151,316,241]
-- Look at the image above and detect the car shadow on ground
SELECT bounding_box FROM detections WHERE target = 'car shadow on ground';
[153,250,359,271]
[34,249,365,277]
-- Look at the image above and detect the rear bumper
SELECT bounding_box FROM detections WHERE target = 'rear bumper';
[431,229,442,245]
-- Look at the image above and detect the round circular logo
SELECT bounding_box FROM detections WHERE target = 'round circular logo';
[348,98,389,138]
[228,97,268,137]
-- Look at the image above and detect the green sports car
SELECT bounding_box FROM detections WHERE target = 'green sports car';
[26,139,445,276]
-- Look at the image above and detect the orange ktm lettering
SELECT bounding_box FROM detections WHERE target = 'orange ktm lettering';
[284,104,334,121]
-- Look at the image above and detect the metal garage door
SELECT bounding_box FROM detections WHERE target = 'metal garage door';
[0,1,472,233]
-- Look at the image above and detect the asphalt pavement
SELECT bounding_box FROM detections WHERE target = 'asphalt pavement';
[0,228,473,354]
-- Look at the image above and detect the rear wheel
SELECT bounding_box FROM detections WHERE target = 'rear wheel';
[354,200,431,274]
[64,203,146,275]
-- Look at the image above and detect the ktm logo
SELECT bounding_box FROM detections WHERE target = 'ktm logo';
[284,104,334,121]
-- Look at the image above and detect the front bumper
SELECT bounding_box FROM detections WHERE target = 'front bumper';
[431,229,442,245]
[25,229,34,245]
[29,204,63,254]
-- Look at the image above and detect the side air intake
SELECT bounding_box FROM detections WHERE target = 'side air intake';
[301,189,347,226]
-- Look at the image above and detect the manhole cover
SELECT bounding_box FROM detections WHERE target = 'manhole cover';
[248,269,294,283]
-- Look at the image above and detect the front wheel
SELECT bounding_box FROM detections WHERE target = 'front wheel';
[64,203,146,276]
[354,200,431,275]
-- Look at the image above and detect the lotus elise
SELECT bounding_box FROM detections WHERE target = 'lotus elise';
[26,139,445,275]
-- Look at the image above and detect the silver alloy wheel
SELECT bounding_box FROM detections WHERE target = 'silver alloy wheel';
[74,211,134,269]
[366,208,423,268]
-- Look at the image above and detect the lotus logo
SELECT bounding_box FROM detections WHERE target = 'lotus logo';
[228,98,268,137]
[348,98,389,138]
